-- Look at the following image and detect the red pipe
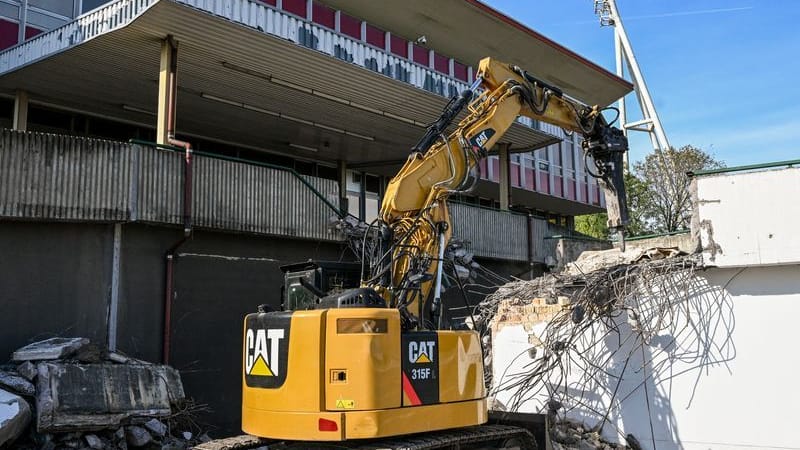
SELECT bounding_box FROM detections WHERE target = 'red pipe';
[162,36,194,365]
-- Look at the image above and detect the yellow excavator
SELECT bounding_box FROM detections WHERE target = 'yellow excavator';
[211,57,629,450]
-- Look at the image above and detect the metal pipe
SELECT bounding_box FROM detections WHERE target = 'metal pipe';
[162,36,193,364]
[431,224,448,329]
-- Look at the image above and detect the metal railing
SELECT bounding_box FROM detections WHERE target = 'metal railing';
[448,201,552,263]
[0,130,342,242]
[0,0,159,73]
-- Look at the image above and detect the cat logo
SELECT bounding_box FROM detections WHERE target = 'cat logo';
[474,131,489,149]
[245,328,284,377]
[408,340,436,364]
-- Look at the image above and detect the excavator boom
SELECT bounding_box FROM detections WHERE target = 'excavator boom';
[234,57,630,449]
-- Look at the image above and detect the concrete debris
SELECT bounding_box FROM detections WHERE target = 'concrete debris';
[564,246,683,276]
[0,388,32,447]
[4,337,208,450]
[144,418,168,437]
[16,361,38,381]
[126,425,152,447]
[84,433,104,449]
[0,370,36,396]
[550,420,628,449]
[12,337,90,361]
[36,362,184,432]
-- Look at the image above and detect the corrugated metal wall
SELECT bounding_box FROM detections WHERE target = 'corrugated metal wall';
[448,201,554,263]
[0,130,133,221]
[0,130,341,241]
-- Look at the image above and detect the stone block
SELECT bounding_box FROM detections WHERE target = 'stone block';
[0,388,31,447]
[35,362,185,432]
[12,338,89,362]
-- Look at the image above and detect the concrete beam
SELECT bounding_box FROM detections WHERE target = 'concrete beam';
[12,90,28,132]
[156,38,177,145]
[498,143,511,210]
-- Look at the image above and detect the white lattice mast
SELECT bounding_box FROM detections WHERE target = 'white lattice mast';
[594,0,670,153]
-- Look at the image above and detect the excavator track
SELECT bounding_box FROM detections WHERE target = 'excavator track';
[194,424,537,450]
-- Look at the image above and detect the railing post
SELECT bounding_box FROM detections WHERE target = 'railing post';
[498,143,511,210]
[13,90,28,132]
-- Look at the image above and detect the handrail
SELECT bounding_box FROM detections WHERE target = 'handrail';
[688,159,800,177]
[129,139,344,217]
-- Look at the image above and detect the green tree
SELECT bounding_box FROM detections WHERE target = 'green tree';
[633,145,723,232]
[574,173,650,239]
[574,212,608,239]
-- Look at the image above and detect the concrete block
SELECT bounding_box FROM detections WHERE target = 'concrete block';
[0,388,31,447]
[35,362,185,432]
[0,370,35,396]
[12,337,89,361]
[126,425,152,447]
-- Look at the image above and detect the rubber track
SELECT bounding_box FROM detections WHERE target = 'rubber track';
[194,425,537,450]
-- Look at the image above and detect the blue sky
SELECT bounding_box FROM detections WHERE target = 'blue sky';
[483,0,800,166]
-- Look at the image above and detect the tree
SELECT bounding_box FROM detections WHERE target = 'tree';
[574,173,650,239]
[633,145,723,232]
[574,147,722,238]
[574,212,608,239]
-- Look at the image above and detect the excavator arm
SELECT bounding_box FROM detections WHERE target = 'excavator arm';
[373,57,629,329]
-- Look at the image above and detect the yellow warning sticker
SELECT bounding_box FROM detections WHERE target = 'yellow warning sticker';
[249,354,274,377]
[335,399,355,409]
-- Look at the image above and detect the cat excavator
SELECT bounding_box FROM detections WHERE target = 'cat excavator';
[200,57,628,450]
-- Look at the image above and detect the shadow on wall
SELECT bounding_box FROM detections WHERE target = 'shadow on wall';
[491,258,737,449]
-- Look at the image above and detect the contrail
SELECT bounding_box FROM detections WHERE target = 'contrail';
[623,6,753,21]
[549,6,753,26]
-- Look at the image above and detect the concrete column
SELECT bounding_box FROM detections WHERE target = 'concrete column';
[498,143,511,210]
[13,90,28,132]
[337,160,348,215]
[156,37,177,146]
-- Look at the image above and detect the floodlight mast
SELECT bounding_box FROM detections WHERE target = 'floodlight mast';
[594,0,671,155]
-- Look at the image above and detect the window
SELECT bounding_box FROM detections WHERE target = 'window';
[453,61,468,82]
[390,34,407,58]
[311,1,334,29]
[339,12,360,39]
[433,52,448,74]
[29,0,75,17]
[365,23,384,48]
[412,44,427,66]
[281,0,307,18]
[81,0,111,14]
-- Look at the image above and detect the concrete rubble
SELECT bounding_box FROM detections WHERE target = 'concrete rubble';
[0,388,31,447]
[482,246,700,448]
[1,337,210,449]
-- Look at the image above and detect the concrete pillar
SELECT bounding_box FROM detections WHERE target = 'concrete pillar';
[156,37,177,146]
[337,160,348,215]
[498,143,511,210]
[13,90,28,132]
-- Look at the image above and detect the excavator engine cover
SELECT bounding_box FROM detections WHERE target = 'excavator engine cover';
[241,308,487,441]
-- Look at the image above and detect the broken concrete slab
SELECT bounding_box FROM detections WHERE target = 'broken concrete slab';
[36,362,185,432]
[125,425,152,447]
[0,370,36,396]
[16,361,38,381]
[0,388,31,447]
[144,418,167,437]
[12,337,89,362]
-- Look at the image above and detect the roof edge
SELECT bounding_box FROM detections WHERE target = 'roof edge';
[465,0,633,92]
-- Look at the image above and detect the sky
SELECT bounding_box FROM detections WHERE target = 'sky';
[482,0,800,167]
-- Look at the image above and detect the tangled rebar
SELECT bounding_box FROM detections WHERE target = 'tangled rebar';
[480,252,736,446]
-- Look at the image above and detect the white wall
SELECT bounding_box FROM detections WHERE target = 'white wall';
[492,264,800,450]
[696,167,800,267]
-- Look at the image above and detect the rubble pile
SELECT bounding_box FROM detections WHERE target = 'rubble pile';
[549,420,638,450]
[0,337,208,449]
